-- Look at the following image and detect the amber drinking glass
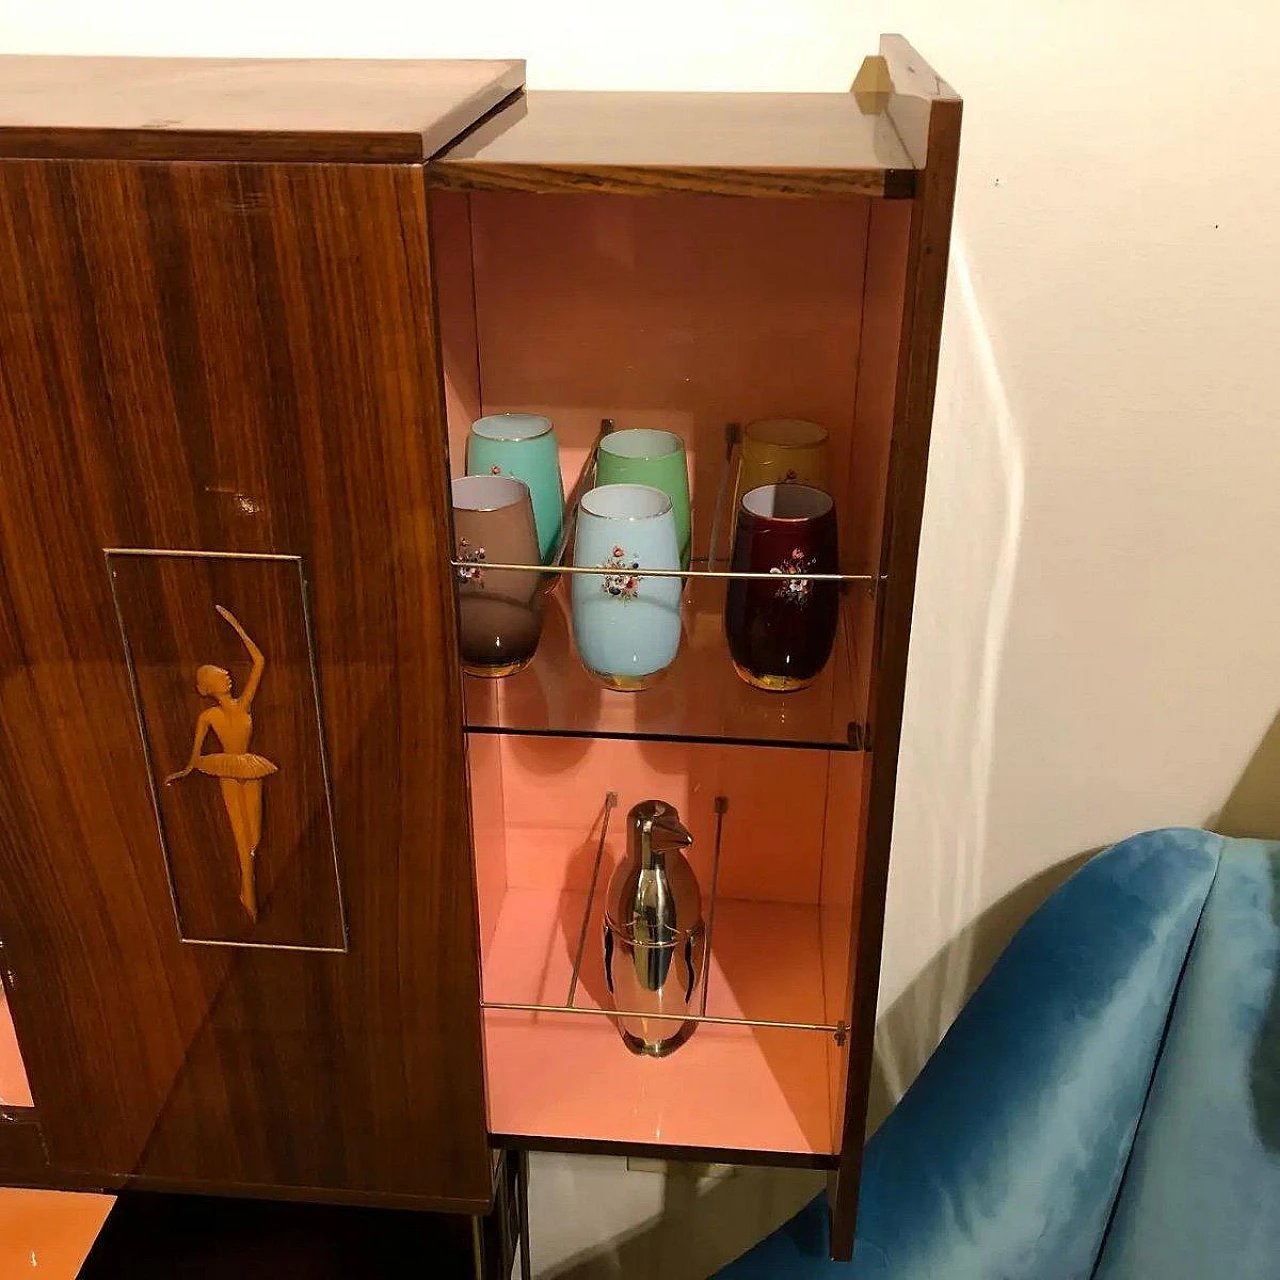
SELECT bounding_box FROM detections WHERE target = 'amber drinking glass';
[452,474,544,678]
[730,417,830,520]
[724,483,839,692]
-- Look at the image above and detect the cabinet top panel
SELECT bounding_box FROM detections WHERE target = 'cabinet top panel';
[431,91,916,198]
[0,56,524,162]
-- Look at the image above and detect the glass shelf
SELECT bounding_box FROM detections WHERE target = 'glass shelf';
[463,567,871,753]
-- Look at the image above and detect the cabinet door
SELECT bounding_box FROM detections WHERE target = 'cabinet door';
[0,158,490,1207]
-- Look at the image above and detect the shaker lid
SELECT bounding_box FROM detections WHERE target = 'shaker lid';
[604,800,702,946]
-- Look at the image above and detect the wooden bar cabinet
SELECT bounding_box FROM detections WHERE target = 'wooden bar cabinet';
[0,38,959,1262]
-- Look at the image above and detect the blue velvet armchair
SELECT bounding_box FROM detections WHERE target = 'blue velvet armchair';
[717,829,1280,1279]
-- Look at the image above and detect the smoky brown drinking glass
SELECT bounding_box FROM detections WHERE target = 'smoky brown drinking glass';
[452,474,544,678]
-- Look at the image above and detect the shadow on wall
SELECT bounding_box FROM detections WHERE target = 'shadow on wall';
[866,847,1095,1133]
[869,705,1280,1134]
[534,1156,823,1280]
[870,222,1028,1125]
[1213,708,1280,840]
[1210,708,1280,1154]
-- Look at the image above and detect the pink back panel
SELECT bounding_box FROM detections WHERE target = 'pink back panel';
[466,191,872,565]
[483,885,828,1025]
[466,732,508,964]
[489,735,829,904]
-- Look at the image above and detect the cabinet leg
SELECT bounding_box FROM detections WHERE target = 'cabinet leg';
[471,1215,485,1280]
[517,1149,532,1280]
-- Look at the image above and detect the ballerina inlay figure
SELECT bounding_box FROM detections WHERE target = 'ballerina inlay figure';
[166,605,277,921]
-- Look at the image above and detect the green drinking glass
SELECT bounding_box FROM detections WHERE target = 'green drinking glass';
[594,429,692,570]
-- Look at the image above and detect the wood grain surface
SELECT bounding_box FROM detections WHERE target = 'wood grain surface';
[0,1113,47,1180]
[829,37,963,1259]
[0,57,524,163]
[879,35,960,169]
[431,92,916,198]
[0,157,490,1206]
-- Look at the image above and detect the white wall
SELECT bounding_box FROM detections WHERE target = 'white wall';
[8,2,1280,1273]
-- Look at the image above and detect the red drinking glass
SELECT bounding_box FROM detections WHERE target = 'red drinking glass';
[724,483,839,691]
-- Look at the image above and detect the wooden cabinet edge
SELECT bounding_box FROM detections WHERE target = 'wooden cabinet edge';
[827,41,962,1262]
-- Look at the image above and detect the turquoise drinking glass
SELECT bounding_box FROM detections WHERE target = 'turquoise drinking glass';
[571,483,683,691]
[594,429,692,570]
[466,413,564,563]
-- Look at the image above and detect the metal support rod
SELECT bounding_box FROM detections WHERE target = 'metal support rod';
[492,789,848,1039]
[451,560,874,583]
[470,1216,484,1280]
[706,422,741,571]
[482,1000,846,1038]
[566,791,618,1008]
[698,796,728,1017]
[546,419,610,571]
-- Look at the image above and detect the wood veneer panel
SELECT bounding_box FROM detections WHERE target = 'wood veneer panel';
[829,38,962,1258]
[0,57,524,163]
[431,92,916,198]
[0,1113,47,1180]
[0,158,489,1206]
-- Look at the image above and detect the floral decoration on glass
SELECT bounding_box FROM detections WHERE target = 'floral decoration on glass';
[771,547,816,603]
[455,538,486,586]
[602,545,642,600]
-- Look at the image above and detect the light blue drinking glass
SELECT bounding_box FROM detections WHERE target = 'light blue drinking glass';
[466,413,564,563]
[571,483,683,691]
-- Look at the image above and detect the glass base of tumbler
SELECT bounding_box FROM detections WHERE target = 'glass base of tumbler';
[587,666,671,693]
[464,656,533,679]
[731,660,815,693]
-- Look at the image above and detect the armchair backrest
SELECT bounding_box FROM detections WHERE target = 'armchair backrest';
[850,828,1223,1279]
[1093,838,1280,1279]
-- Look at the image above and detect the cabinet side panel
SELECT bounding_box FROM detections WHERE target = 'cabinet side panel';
[830,89,963,1256]
[0,158,489,1205]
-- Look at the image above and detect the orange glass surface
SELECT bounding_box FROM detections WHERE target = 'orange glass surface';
[485,1010,835,1156]
[0,991,33,1108]
[0,1189,113,1277]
